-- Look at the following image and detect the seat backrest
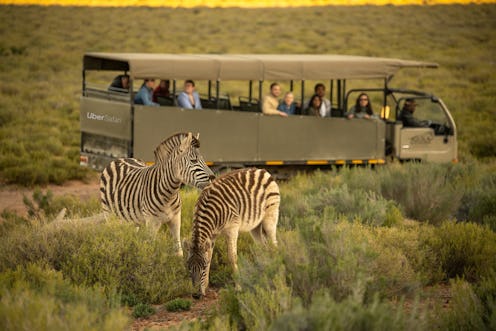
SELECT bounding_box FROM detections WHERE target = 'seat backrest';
[157,96,174,106]
[239,96,260,112]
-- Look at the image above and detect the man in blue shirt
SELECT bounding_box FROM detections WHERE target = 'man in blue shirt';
[134,79,159,106]
[177,80,202,109]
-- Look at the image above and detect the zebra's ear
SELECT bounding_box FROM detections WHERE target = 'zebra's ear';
[179,132,193,153]
[195,133,200,140]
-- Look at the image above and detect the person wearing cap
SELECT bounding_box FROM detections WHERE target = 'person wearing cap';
[134,78,159,106]
[398,98,431,128]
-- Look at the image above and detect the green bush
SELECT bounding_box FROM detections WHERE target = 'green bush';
[375,163,462,225]
[220,264,293,331]
[165,298,192,312]
[132,303,155,319]
[434,279,486,331]
[0,263,129,331]
[281,171,402,227]
[0,219,192,304]
[270,292,424,331]
[423,222,496,282]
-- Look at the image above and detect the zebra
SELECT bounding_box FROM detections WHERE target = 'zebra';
[187,168,280,299]
[100,132,215,256]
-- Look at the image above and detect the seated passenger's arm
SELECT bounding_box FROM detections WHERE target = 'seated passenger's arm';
[142,89,159,106]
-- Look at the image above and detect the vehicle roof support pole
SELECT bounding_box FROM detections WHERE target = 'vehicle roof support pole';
[208,81,212,99]
[258,81,263,111]
[129,79,134,158]
[343,80,346,109]
[330,80,333,105]
[249,80,253,101]
[383,78,388,119]
[290,80,294,92]
[172,80,177,105]
[301,80,305,108]
[216,80,220,109]
[337,80,342,110]
[82,69,86,97]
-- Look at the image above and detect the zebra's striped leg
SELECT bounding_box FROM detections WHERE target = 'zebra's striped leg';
[250,223,268,245]
[168,211,184,257]
[225,227,241,291]
[262,203,279,247]
[204,244,214,294]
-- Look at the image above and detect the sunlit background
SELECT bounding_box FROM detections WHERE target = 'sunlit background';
[1,0,494,6]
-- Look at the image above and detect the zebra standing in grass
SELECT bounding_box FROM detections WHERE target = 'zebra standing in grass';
[187,168,280,298]
[100,132,215,256]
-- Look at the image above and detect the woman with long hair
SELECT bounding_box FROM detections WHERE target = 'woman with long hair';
[346,93,376,119]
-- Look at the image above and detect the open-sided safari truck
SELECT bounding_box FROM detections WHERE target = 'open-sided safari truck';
[80,53,457,173]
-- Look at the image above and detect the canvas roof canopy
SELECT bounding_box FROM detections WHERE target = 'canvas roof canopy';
[83,53,438,81]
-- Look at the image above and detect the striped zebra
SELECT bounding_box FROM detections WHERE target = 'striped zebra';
[100,132,215,256]
[187,168,280,298]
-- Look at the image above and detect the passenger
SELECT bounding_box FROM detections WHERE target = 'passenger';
[152,79,171,103]
[262,82,288,117]
[304,94,322,117]
[134,78,159,106]
[177,80,202,109]
[303,83,331,117]
[346,93,377,119]
[398,98,431,127]
[277,91,297,115]
[108,74,129,93]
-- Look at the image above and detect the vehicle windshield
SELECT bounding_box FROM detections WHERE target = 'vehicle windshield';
[396,96,447,124]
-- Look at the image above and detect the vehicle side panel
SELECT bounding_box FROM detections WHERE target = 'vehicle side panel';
[258,116,385,161]
[133,106,259,162]
[80,97,132,140]
[398,127,457,162]
[133,106,385,163]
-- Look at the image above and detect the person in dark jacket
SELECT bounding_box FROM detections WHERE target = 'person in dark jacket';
[304,94,322,117]
[398,98,431,127]
[108,74,129,92]
[153,79,171,103]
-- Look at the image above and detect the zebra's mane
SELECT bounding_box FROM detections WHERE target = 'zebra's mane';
[212,167,257,183]
[153,132,200,163]
[196,168,254,201]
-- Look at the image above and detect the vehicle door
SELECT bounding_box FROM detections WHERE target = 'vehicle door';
[396,96,457,162]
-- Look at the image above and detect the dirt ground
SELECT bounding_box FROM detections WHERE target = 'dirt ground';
[0,174,101,218]
[132,288,220,330]
[0,175,220,329]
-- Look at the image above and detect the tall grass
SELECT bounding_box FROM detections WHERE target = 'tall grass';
[1,163,495,329]
[0,4,495,185]
[0,263,129,331]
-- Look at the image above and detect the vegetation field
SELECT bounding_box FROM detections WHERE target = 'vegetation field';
[0,3,495,330]
[1,164,496,329]
[0,4,495,185]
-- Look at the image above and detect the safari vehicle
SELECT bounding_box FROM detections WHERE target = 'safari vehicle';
[80,53,457,173]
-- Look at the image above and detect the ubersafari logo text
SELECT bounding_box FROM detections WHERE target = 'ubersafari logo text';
[86,112,122,124]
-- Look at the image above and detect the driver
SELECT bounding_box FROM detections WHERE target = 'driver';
[398,98,431,128]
